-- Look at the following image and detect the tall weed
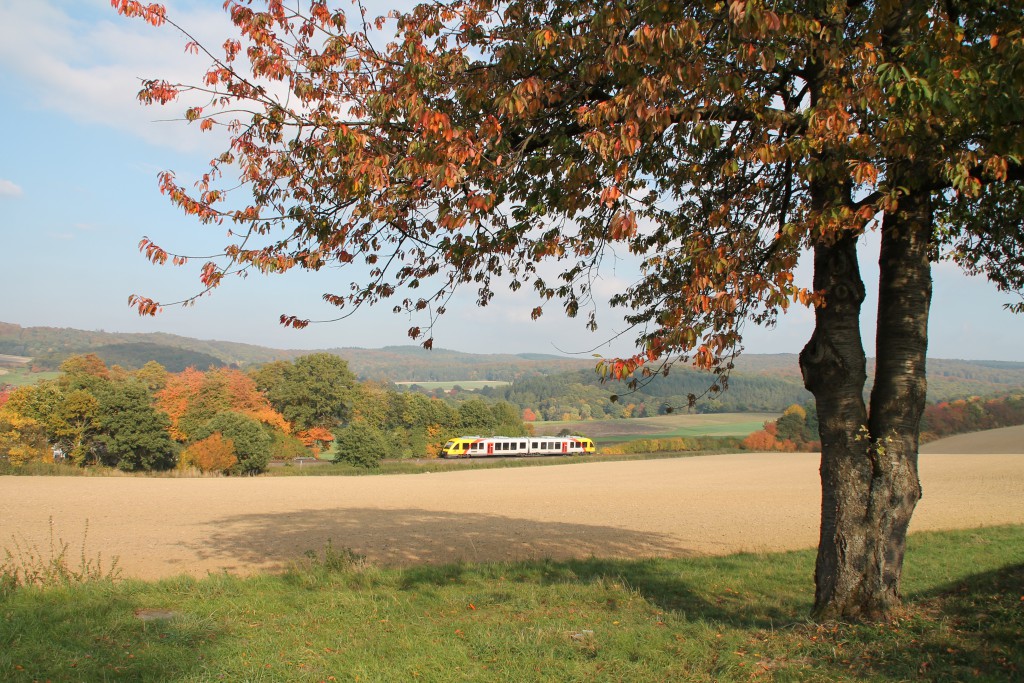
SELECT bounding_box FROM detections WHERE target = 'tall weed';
[0,517,120,594]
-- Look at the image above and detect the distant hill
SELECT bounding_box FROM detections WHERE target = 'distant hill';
[26,342,225,373]
[0,322,590,380]
[0,321,300,368]
[2,321,1023,402]
[91,343,225,373]
[324,346,592,382]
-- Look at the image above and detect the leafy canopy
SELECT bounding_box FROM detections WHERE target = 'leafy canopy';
[114,0,1024,377]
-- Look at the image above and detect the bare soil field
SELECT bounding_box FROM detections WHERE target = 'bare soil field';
[921,424,1024,454]
[2,432,1022,581]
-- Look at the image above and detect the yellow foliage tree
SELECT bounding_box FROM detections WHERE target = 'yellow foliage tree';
[0,407,51,466]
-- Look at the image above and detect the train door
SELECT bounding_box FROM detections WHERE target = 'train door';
[562,441,568,454]
[487,441,494,455]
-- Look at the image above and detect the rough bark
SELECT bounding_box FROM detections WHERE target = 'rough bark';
[802,178,931,620]
[800,230,872,620]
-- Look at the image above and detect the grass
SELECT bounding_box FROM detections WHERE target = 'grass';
[1,525,1021,681]
[593,420,767,445]
[533,412,776,445]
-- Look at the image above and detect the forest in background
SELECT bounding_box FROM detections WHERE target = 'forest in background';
[4,321,1024,417]
[0,352,527,474]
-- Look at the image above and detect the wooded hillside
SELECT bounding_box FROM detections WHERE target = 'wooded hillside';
[3,322,1023,408]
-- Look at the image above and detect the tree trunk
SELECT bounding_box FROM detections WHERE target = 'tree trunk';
[800,231,872,619]
[802,180,931,620]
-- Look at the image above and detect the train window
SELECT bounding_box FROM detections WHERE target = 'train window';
[520,441,526,449]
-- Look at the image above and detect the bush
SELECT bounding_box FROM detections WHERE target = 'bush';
[181,433,237,474]
[333,422,388,468]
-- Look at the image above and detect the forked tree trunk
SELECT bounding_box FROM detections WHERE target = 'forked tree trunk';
[801,181,931,621]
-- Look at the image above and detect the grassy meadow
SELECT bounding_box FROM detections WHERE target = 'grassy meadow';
[0,366,59,387]
[395,380,512,391]
[533,412,776,445]
[1,525,1021,682]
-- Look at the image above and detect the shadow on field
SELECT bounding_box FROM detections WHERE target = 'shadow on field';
[397,553,806,629]
[191,506,809,629]
[189,507,691,572]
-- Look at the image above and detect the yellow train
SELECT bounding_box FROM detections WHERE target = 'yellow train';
[441,435,596,458]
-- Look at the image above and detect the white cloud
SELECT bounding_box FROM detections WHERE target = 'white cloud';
[0,1,237,151]
[0,179,23,198]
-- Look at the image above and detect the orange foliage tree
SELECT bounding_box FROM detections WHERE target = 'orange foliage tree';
[181,433,237,473]
[296,426,334,456]
[157,367,290,440]
[741,425,780,452]
[113,0,1024,620]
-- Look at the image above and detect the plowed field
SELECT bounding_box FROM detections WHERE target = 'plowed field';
[2,427,1022,580]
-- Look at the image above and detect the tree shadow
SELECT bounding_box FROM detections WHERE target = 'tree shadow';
[189,506,805,628]
[188,506,691,572]
[850,562,1024,680]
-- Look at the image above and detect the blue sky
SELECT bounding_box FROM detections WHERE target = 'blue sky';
[1,0,1023,361]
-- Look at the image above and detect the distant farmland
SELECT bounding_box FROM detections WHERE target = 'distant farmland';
[531,412,776,444]
[0,355,59,387]
[395,380,512,391]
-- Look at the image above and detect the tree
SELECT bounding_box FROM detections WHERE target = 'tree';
[457,398,497,432]
[252,353,357,431]
[114,0,1024,619]
[50,389,102,465]
[158,367,290,440]
[297,425,335,456]
[0,406,50,466]
[95,381,178,471]
[195,411,272,475]
[135,360,170,393]
[741,426,782,452]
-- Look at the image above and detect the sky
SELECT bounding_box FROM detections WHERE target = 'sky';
[1,0,1023,361]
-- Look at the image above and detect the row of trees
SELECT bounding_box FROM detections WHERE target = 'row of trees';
[920,395,1024,440]
[742,403,821,452]
[479,367,812,420]
[0,355,178,471]
[742,394,1024,452]
[0,353,527,472]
